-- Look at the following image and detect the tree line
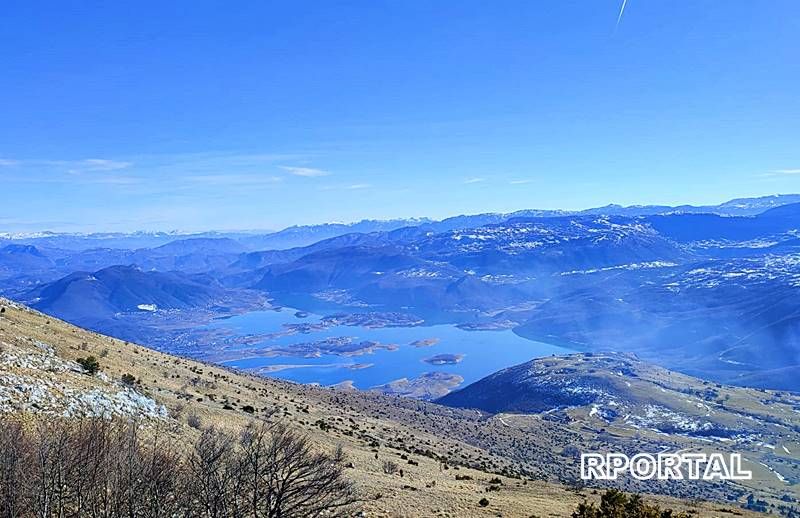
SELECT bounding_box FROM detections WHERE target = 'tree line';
[0,417,358,518]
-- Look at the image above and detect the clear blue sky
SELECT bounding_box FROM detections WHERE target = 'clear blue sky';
[1,1,798,232]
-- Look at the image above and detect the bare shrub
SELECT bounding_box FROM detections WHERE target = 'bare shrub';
[0,419,29,517]
[237,422,358,517]
[183,427,242,517]
[0,416,358,518]
[333,443,346,463]
[187,413,203,430]
[382,460,399,475]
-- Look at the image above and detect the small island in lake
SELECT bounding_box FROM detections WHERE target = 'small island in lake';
[410,338,441,348]
[423,353,464,365]
[261,337,399,358]
[371,372,464,400]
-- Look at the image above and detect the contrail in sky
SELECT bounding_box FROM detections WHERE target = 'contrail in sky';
[616,0,628,30]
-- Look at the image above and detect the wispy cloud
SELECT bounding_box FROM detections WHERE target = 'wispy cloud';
[0,153,306,189]
[186,174,283,186]
[464,177,485,184]
[0,157,132,172]
[84,175,141,185]
[81,159,133,171]
[759,168,800,178]
[318,182,371,192]
[0,157,142,186]
[509,179,533,185]
[60,159,136,185]
[280,166,330,177]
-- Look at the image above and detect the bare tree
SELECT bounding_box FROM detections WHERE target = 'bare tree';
[138,426,184,518]
[238,422,358,518]
[183,427,243,518]
[0,416,358,518]
[0,419,30,518]
[30,418,76,518]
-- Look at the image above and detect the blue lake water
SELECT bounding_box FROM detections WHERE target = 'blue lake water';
[207,309,569,391]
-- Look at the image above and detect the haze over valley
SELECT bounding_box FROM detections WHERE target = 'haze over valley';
[3,194,800,398]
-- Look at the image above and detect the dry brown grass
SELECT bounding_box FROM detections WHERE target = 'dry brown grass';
[0,299,765,517]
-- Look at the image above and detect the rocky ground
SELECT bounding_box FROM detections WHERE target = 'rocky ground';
[0,334,166,419]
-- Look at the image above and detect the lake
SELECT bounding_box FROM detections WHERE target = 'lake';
[206,308,569,393]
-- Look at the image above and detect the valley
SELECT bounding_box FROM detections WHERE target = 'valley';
[3,196,800,394]
[0,298,790,515]
[196,307,567,396]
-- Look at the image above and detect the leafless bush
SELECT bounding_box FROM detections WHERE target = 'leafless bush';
[0,419,29,518]
[382,460,399,475]
[0,416,358,518]
[333,443,347,464]
[19,418,183,518]
[187,413,203,429]
[236,422,358,517]
[184,427,242,517]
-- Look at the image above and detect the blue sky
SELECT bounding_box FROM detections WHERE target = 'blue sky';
[1,1,798,232]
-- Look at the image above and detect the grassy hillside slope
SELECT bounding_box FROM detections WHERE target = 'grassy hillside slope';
[0,298,767,517]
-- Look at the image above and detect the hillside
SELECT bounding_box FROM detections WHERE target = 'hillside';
[26,265,230,318]
[438,353,800,505]
[439,352,800,445]
[512,253,800,388]
[0,298,773,517]
[17,265,267,348]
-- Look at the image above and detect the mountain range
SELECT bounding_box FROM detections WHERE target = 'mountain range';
[2,195,800,392]
[4,193,799,251]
